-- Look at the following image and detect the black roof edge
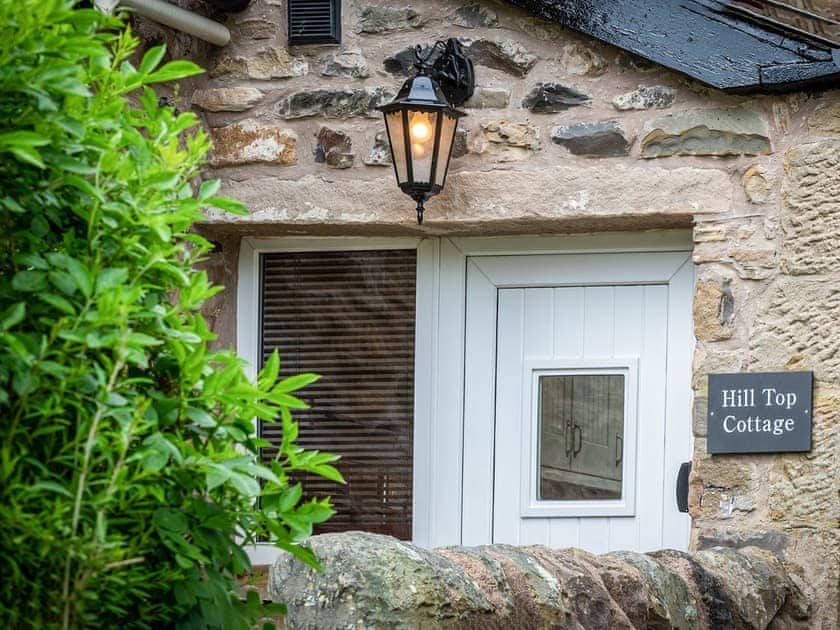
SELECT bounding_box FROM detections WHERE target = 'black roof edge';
[504,0,840,93]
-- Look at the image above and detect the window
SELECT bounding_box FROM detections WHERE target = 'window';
[287,0,341,45]
[522,360,638,518]
[259,249,415,539]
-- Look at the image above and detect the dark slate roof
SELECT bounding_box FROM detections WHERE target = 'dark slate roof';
[504,0,840,92]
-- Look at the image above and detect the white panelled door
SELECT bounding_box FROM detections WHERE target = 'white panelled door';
[461,251,693,553]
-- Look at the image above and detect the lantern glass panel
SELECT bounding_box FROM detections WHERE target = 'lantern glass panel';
[384,109,407,184]
[407,110,438,184]
[434,112,458,188]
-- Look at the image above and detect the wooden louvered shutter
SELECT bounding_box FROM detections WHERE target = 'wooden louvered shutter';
[287,0,341,45]
[260,249,416,539]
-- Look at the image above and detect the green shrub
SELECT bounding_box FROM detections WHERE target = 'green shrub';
[0,2,341,627]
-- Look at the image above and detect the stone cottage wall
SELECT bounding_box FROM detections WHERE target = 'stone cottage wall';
[176,0,840,624]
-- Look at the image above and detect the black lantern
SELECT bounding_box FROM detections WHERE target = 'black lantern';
[378,39,474,224]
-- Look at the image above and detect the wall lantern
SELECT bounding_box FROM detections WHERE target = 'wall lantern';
[377,39,474,224]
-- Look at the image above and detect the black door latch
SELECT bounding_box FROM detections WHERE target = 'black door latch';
[676,461,692,513]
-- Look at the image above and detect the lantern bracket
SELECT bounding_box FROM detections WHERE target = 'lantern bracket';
[414,39,475,107]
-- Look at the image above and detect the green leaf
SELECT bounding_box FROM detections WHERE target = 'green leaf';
[139,45,167,74]
[205,197,248,216]
[12,270,47,292]
[145,60,204,83]
[0,131,50,148]
[95,267,129,294]
[273,373,320,395]
[29,481,72,497]
[198,179,221,200]
[0,304,25,331]
[40,293,76,315]
[154,508,189,533]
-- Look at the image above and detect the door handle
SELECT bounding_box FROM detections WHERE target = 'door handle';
[572,424,582,457]
[676,461,691,513]
[615,435,623,466]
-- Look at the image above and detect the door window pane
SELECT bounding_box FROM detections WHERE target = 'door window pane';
[538,374,625,501]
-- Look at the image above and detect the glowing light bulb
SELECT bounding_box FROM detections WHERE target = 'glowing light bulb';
[411,120,431,141]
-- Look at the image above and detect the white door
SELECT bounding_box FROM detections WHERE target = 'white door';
[461,251,693,553]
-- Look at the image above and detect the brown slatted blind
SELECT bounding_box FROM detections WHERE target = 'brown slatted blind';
[260,249,416,539]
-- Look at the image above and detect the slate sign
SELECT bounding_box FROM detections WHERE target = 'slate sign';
[707,372,812,454]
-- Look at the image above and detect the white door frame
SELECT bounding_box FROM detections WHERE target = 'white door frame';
[235,231,694,561]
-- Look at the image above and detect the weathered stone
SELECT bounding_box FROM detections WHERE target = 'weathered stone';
[768,387,840,527]
[267,532,806,629]
[749,279,840,381]
[279,87,395,119]
[691,347,743,392]
[321,49,369,79]
[383,45,433,76]
[480,120,539,162]
[464,39,537,77]
[464,87,510,109]
[730,248,776,280]
[612,85,677,110]
[356,5,423,34]
[641,108,771,158]
[452,128,469,158]
[693,397,707,437]
[234,19,277,40]
[208,165,732,227]
[742,165,776,204]
[550,121,631,157]
[693,279,734,341]
[522,83,590,113]
[517,16,565,41]
[450,3,498,28]
[696,530,789,556]
[364,131,392,166]
[191,87,263,112]
[211,46,307,80]
[693,225,726,242]
[559,42,608,77]
[780,139,840,274]
[808,102,840,135]
[208,120,296,167]
[314,127,353,169]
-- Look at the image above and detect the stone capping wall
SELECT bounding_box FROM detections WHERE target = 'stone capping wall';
[171,0,840,625]
[267,532,811,629]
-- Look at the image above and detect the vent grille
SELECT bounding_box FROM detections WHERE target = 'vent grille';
[288,0,341,45]
[259,249,416,540]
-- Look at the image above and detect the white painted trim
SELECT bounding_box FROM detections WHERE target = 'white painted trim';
[520,359,639,518]
[450,230,692,256]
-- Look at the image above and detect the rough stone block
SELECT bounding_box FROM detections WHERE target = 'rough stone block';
[480,120,540,162]
[768,387,839,527]
[741,165,776,204]
[522,83,590,113]
[321,49,370,79]
[612,85,677,110]
[749,279,840,381]
[267,532,806,629]
[641,108,771,158]
[356,5,423,33]
[729,248,776,280]
[780,139,840,274]
[383,44,433,76]
[314,127,354,169]
[559,42,608,76]
[692,225,726,243]
[464,87,510,109]
[211,46,307,80]
[191,87,263,112]
[808,102,840,135]
[464,39,538,77]
[279,87,395,119]
[452,128,469,158]
[550,121,631,157]
[364,131,392,166]
[208,120,296,167]
[450,3,498,28]
[693,280,734,341]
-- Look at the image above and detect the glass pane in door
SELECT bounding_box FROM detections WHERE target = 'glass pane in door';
[538,373,625,501]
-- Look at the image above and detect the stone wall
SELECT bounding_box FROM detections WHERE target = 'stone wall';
[267,531,810,629]
[180,0,839,625]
